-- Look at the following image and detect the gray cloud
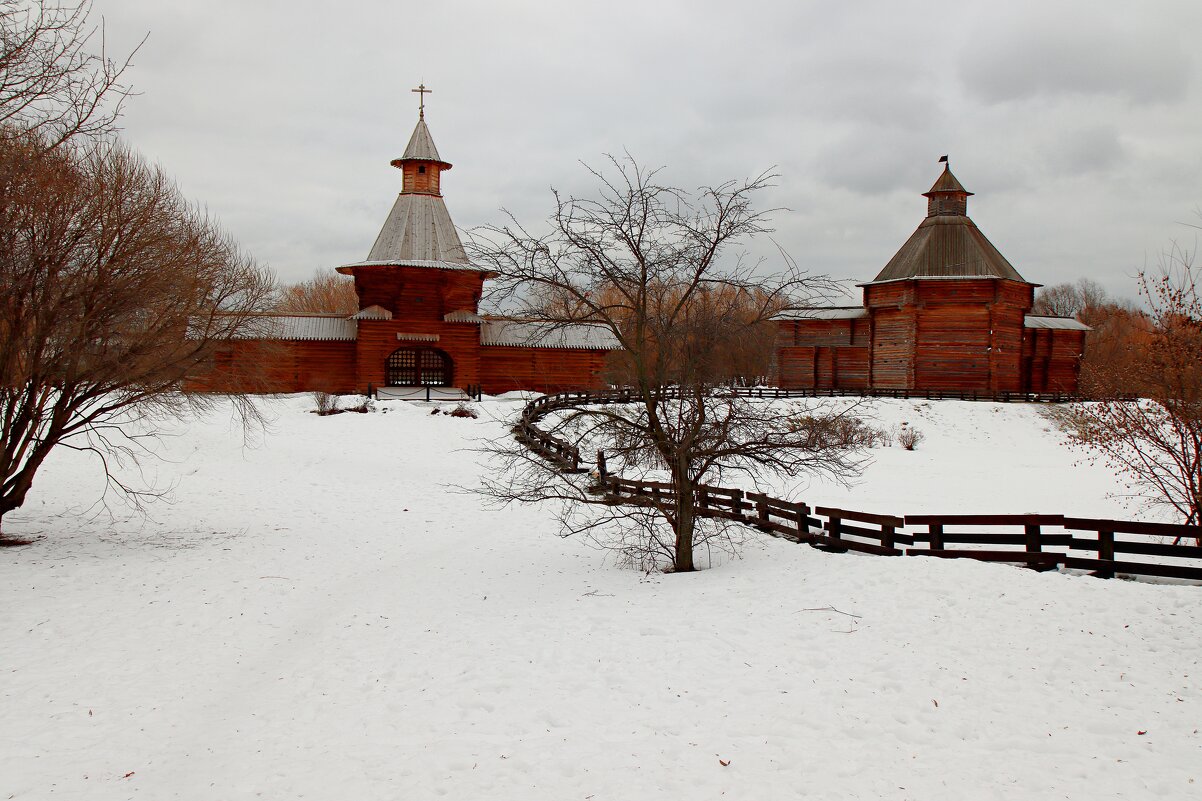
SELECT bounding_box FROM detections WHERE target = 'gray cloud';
[89,0,1202,300]
[959,5,1191,105]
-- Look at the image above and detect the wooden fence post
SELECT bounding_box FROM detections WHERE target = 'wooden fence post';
[929,522,944,550]
[1024,520,1043,562]
[1096,528,1115,579]
[828,514,843,545]
[881,522,895,550]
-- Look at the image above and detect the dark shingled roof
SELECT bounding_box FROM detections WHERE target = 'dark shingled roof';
[924,165,972,197]
[864,166,1028,285]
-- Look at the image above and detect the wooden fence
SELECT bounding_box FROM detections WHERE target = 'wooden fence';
[515,390,1202,583]
[729,387,1087,403]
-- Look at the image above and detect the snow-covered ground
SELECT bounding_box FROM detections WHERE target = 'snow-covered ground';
[1,395,1198,800]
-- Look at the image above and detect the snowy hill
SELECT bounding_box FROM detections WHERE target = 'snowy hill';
[1,395,1198,800]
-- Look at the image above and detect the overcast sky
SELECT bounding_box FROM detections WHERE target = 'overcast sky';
[93,0,1202,302]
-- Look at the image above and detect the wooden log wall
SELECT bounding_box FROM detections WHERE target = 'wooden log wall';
[185,339,357,394]
[351,266,485,321]
[774,345,870,390]
[869,308,916,388]
[1022,328,1085,393]
[775,278,1062,393]
[478,347,611,395]
[354,319,482,393]
[914,304,991,391]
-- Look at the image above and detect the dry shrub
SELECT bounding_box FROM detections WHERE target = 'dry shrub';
[790,415,886,449]
[312,391,340,416]
[896,423,925,450]
[449,403,478,419]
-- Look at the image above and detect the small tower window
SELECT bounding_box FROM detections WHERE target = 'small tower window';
[418,165,426,174]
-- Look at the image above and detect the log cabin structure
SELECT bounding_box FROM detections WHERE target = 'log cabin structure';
[189,98,618,398]
[775,163,1088,393]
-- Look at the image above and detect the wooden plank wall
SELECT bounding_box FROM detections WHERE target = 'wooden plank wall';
[185,340,357,394]
[775,345,869,389]
[354,319,482,393]
[777,346,817,388]
[835,347,870,389]
[869,308,916,388]
[777,318,858,347]
[1022,329,1084,393]
[914,305,991,391]
[479,347,611,394]
[352,266,485,320]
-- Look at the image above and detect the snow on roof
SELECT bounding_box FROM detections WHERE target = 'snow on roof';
[775,307,868,321]
[1025,315,1092,331]
[338,259,481,274]
[480,320,621,350]
[232,314,358,341]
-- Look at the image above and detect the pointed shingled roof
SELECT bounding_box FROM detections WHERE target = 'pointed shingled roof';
[924,165,972,197]
[361,192,469,265]
[867,215,1026,283]
[337,112,485,275]
[863,164,1028,285]
[393,118,451,168]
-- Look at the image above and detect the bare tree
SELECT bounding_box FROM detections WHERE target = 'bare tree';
[470,157,867,572]
[0,131,275,539]
[1,0,140,150]
[1032,278,1109,318]
[275,267,359,314]
[1032,282,1085,318]
[1059,242,1201,534]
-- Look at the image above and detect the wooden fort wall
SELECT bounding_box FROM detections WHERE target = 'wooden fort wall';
[353,319,482,395]
[1023,328,1086,393]
[478,347,611,395]
[774,278,1083,393]
[185,339,357,395]
[351,266,485,321]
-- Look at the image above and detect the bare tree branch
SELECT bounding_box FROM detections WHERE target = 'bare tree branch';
[469,156,868,572]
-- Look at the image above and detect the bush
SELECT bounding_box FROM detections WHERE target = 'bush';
[449,403,478,419]
[789,415,887,449]
[896,423,925,451]
[313,391,340,416]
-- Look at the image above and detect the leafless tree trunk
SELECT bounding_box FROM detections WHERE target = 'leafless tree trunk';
[470,156,867,572]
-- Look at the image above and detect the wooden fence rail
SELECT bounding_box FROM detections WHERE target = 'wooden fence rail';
[728,387,1088,403]
[514,390,1202,583]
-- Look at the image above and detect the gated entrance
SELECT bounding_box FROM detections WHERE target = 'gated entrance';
[385,347,453,386]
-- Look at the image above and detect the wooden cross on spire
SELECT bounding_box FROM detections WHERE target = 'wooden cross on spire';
[412,83,432,120]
